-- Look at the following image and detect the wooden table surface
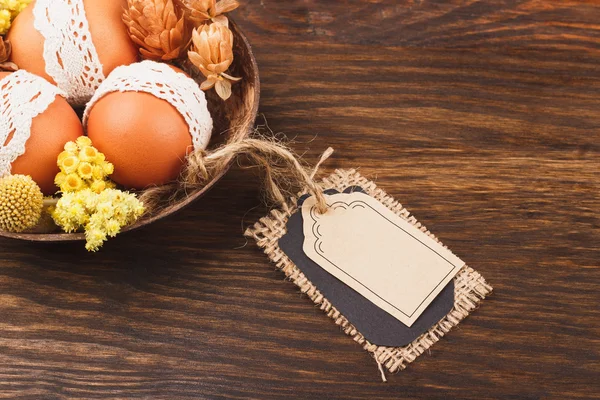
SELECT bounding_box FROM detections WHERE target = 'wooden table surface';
[1,0,599,398]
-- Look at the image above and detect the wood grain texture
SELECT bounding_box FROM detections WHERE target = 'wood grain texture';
[1,0,599,398]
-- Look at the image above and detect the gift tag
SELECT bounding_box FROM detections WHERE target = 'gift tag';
[279,187,455,347]
[301,191,465,327]
[246,169,492,374]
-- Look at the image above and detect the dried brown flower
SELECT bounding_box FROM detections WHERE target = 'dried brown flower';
[123,0,188,61]
[188,23,240,100]
[179,0,239,27]
[0,38,18,71]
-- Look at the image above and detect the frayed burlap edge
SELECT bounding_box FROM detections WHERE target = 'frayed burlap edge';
[245,168,493,374]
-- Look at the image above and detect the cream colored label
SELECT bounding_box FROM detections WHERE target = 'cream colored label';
[302,192,464,327]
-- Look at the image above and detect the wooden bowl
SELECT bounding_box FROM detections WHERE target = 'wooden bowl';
[0,19,260,243]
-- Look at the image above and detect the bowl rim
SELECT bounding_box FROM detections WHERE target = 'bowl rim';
[0,19,260,243]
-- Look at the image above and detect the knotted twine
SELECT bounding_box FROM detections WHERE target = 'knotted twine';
[139,137,333,216]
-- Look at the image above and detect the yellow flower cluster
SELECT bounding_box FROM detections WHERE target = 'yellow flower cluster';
[0,174,43,233]
[52,136,145,251]
[0,0,31,35]
[55,136,115,194]
[52,188,145,251]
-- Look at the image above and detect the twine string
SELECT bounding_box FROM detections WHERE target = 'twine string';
[376,359,388,383]
[311,147,334,180]
[140,138,333,215]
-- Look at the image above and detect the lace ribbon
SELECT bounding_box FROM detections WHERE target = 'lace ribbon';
[33,0,105,106]
[83,61,213,150]
[0,70,65,178]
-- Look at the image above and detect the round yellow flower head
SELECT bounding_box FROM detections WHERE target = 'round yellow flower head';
[61,173,84,193]
[0,174,43,233]
[102,161,114,176]
[79,146,98,162]
[91,165,105,181]
[77,162,94,180]
[63,141,79,154]
[85,228,107,252]
[57,151,72,163]
[60,155,80,174]
[76,136,93,148]
[54,172,67,187]
[90,180,106,194]
[104,219,121,237]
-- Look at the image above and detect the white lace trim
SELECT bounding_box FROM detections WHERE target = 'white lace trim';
[33,0,105,106]
[83,61,213,150]
[0,71,65,178]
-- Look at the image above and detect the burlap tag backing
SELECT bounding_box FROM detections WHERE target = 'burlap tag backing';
[245,169,493,373]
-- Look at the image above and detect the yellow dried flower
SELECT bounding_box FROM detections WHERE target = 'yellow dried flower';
[52,188,145,251]
[104,219,121,237]
[60,155,80,174]
[63,141,78,154]
[91,165,105,181]
[54,172,67,187]
[85,228,107,251]
[90,180,106,194]
[96,201,113,217]
[102,161,114,176]
[0,174,43,233]
[76,136,93,148]
[61,173,84,193]
[188,23,240,100]
[79,146,98,162]
[57,151,72,163]
[66,203,88,226]
[77,162,94,180]
[95,152,106,163]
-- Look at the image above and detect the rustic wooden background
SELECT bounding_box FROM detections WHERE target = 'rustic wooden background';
[1,0,599,398]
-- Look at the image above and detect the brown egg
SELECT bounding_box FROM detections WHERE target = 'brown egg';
[87,90,192,189]
[85,63,213,189]
[7,0,138,104]
[0,72,84,195]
